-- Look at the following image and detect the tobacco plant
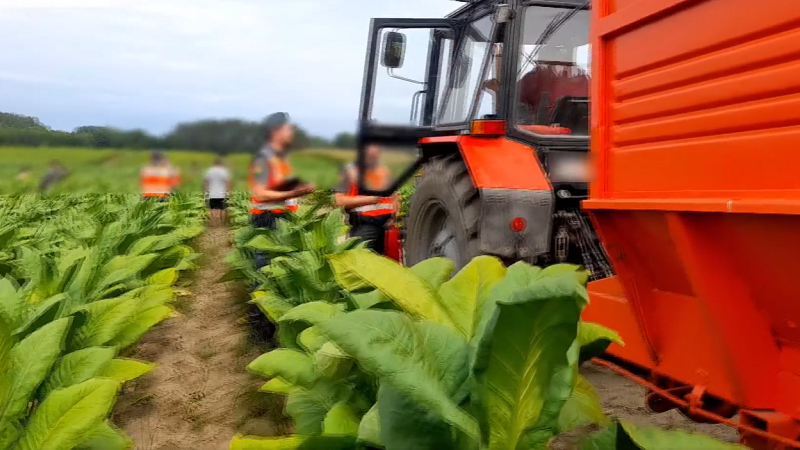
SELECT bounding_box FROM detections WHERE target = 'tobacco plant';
[0,194,205,449]
[232,250,745,450]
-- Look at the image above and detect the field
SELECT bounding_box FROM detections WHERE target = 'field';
[0,146,740,450]
[0,146,415,195]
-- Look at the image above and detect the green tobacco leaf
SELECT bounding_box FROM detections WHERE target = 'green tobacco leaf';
[357,403,381,447]
[135,286,175,311]
[0,317,71,426]
[538,264,589,286]
[580,420,747,450]
[75,420,133,450]
[328,250,458,331]
[146,268,178,286]
[42,346,116,396]
[230,434,357,450]
[621,420,746,449]
[318,310,478,440]
[100,358,156,383]
[469,261,541,368]
[437,255,506,338]
[230,435,306,450]
[578,322,624,364]
[378,385,458,450]
[218,268,246,283]
[259,377,293,394]
[298,327,326,354]
[248,349,318,388]
[315,342,352,380]
[72,297,139,349]
[12,293,67,338]
[286,383,342,435]
[16,378,120,450]
[106,305,172,350]
[350,258,456,311]
[0,278,25,329]
[103,254,157,277]
[279,302,344,326]
[323,402,360,436]
[252,291,293,322]
[558,374,608,433]
[411,257,456,290]
[126,235,160,256]
[350,291,386,310]
[247,235,297,254]
[477,273,588,450]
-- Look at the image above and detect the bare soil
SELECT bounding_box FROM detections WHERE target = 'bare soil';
[115,226,289,450]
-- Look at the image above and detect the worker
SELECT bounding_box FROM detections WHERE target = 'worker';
[249,112,314,266]
[518,41,589,121]
[140,151,181,200]
[203,156,232,227]
[483,38,589,126]
[38,160,69,193]
[334,144,398,255]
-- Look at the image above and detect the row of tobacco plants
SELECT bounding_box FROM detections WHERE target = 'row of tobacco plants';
[224,199,744,450]
[0,193,205,449]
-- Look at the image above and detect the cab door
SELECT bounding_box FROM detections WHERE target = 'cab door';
[356,18,457,196]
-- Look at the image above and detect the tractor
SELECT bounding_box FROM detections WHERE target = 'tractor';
[355,0,800,448]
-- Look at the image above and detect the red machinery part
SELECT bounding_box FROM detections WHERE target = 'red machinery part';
[383,225,403,263]
[586,0,800,447]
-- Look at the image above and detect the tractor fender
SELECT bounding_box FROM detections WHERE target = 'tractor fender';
[420,136,554,260]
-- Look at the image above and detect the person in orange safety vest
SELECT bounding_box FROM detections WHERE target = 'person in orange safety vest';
[140,151,180,200]
[334,144,398,255]
[249,112,314,266]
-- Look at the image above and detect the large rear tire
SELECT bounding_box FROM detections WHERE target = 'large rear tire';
[405,156,482,270]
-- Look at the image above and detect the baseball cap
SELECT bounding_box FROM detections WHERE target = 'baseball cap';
[263,112,291,139]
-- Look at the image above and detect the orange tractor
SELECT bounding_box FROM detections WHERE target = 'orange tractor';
[355,0,800,448]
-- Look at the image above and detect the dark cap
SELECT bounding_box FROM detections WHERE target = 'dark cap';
[263,112,290,139]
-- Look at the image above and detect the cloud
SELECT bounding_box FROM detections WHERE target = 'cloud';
[0,0,459,136]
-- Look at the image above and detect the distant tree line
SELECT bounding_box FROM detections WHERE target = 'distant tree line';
[0,112,358,153]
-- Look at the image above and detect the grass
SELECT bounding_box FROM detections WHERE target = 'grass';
[0,146,415,195]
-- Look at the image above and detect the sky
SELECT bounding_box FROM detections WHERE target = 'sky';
[0,0,460,137]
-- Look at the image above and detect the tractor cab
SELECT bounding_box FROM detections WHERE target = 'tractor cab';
[355,0,592,201]
[355,0,606,276]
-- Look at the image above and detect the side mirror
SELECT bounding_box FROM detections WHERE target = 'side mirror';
[382,31,406,69]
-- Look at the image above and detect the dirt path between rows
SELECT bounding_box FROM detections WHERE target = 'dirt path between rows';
[115,226,288,450]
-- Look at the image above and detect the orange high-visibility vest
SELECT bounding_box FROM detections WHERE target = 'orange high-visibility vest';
[141,165,180,198]
[345,164,395,217]
[249,156,298,215]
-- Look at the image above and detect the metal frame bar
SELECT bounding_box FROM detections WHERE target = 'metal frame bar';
[593,358,800,448]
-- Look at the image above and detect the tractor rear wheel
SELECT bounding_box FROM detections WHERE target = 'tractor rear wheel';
[405,156,482,270]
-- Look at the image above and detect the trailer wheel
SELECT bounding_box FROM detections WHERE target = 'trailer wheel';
[405,156,481,270]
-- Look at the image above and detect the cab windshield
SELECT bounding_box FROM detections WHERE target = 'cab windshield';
[515,5,590,138]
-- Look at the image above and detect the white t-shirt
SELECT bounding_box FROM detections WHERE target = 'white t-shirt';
[204,166,230,199]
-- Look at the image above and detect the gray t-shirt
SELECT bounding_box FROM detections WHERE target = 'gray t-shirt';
[204,166,230,199]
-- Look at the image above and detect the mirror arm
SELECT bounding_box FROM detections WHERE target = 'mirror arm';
[387,67,426,85]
